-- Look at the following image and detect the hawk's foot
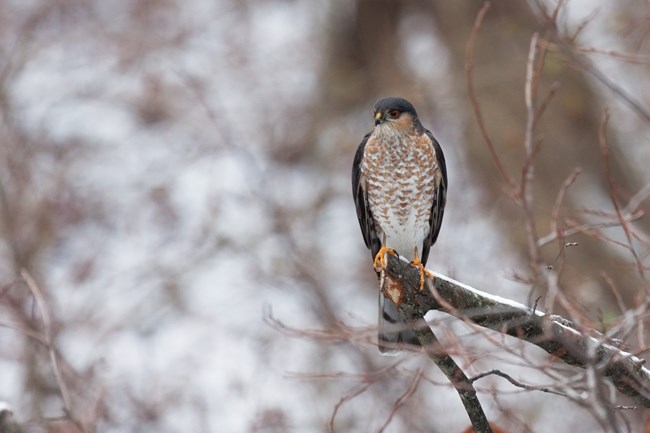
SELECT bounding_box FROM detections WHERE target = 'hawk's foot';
[410,258,434,291]
[373,245,397,272]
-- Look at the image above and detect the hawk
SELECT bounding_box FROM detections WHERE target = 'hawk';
[352,97,447,354]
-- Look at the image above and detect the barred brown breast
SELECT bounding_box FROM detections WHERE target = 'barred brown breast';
[361,121,440,261]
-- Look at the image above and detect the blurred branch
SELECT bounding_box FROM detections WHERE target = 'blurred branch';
[598,111,646,282]
[573,47,650,65]
[470,369,568,398]
[20,270,88,433]
[536,209,644,248]
[530,0,650,123]
[465,1,518,193]
[522,32,542,266]
[382,253,650,409]
[376,370,423,433]
[411,320,493,433]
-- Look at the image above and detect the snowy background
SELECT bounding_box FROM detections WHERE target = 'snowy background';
[1,1,650,432]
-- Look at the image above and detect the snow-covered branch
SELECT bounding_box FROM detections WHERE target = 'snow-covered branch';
[384,253,650,409]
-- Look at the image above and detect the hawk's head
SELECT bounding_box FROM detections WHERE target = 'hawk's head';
[373,97,422,134]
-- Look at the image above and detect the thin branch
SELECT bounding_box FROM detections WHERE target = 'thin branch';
[465,2,518,191]
[536,210,644,247]
[0,321,48,346]
[624,182,650,214]
[601,272,627,315]
[566,4,598,43]
[533,81,560,128]
[565,218,637,251]
[21,271,70,409]
[470,369,568,398]
[21,269,87,433]
[574,46,650,65]
[549,167,582,249]
[328,381,372,433]
[598,111,646,281]
[531,0,650,123]
[545,242,578,271]
[377,371,422,433]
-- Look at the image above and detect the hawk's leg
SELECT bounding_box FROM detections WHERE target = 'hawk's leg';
[410,248,435,291]
[373,245,397,272]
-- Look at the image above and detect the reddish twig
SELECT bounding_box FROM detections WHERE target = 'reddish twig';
[328,381,373,433]
[531,0,650,123]
[537,211,644,247]
[549,168,582,272]
[601,272,627,315]
[575,47,650,65]
[377,371,423,433]
[21,269,87,433]
[598,111,646,282]
[533,81,560,128]
[625,183,650,215]
[567,5,599,43]
[465,2,518,192]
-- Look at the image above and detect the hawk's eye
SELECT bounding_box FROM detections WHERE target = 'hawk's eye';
[388,110,400,118]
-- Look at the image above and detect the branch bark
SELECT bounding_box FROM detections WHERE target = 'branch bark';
[416,326,493,433]
[382,253,650,408]
[381,272,494,433]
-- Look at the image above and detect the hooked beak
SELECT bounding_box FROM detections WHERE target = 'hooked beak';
[374,111,384,126]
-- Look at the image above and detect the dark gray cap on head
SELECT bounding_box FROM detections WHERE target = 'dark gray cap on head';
[374,97,418,118]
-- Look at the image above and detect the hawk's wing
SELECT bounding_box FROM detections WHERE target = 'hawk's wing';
[420,129,447,266]
[352,133,381,260]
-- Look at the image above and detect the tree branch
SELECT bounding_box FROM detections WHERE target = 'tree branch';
[381,272,493,433]
[416,325,493,433]
[382,253,650,408]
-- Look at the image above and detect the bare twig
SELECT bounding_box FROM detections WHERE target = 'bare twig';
[531,0,650,123]
[575,47,650,65]
[545,242,579,271]
[598,111,646,282]
[601,272,627,315]
[471,369,568,398]
[21,269,87,433]
[465,2,518,192]
[377,371,423,433]
[533,81,560,128]
[625,182,650,215]
[537,211,644,247]
[549,168,582,249]
[328,381,373,433]
[0,321,48,346]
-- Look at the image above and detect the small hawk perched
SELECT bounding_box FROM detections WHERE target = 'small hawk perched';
[352,97,447,354]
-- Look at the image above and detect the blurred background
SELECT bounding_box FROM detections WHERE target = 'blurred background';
[1,0,650,432]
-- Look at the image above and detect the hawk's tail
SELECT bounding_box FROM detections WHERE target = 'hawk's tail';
[378,293,420,355]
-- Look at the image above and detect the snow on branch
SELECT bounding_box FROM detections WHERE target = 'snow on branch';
[383,253,650,409]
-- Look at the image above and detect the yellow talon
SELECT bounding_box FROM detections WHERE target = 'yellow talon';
[410,257,435,291]
[373,245,397,272]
